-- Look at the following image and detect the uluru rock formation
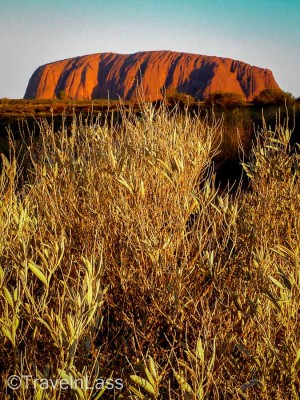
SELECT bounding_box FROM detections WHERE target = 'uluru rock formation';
[24,51,280,101]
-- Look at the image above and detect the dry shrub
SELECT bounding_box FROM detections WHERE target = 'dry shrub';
[0,103,299,399]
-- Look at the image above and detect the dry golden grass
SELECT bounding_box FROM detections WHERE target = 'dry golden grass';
[0,103,299,399]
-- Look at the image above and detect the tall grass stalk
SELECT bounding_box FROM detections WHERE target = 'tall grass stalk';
[0,103,299,399]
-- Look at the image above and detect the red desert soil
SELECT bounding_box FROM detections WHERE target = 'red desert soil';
[24,50,280,101]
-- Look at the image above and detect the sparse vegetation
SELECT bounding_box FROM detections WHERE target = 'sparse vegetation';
[253,89,295,106]
[0,103,299,399]
[205,92,246,109]
[165,89,196,107]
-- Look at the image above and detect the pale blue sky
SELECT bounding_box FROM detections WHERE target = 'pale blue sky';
[0,0,299,98]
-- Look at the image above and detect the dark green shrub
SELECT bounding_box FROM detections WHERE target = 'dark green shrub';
[165,89,195,107]
[253,89,294,106]
[58,89,67,100]
[205,92,245,109]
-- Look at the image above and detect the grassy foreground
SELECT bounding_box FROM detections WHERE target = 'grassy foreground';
[0,103,299,399]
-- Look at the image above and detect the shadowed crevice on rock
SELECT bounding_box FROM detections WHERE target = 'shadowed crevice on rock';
[177,60,217,100]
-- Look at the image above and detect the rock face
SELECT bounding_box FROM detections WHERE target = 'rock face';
[24,51,280,101]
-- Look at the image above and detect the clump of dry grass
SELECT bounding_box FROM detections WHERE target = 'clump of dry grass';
[0,103,299,399]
